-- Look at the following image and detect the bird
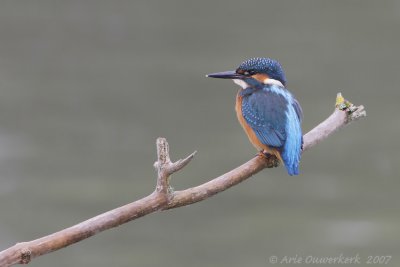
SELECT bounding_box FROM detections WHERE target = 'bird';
[207,58,303,175]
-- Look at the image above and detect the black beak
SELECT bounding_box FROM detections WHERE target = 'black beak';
[206,70,245,79]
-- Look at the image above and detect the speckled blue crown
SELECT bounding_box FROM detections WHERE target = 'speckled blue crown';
[237,58,287,86]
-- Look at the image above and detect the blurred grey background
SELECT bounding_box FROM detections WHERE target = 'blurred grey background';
[0,1,399,266]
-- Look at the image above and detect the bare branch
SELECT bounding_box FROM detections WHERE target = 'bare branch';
[169,150,197,174]
[303,93,366,151]
[0,94,366,267]
[155,137,172,194]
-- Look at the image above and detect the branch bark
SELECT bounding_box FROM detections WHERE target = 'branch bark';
[0,93,366,267]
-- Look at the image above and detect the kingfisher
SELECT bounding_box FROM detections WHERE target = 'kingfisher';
[207,58,303,175]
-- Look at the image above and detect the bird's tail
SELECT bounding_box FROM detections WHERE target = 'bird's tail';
[281,137,302,176]
[281,103,303,176]
[283,158,300,176]
[273,149,300,176]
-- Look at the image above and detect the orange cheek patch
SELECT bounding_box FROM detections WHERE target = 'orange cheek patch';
[251,74,269,83]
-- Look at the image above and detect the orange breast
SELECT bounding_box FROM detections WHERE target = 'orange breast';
[235,92,282,160]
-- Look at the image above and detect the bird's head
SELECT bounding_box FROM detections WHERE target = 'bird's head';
[207,57,287,88]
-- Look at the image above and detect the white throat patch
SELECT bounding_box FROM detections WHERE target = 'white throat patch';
[233,79,249,89]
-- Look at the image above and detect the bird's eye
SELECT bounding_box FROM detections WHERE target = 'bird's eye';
[237,69,255,76]
[244,70,255,76]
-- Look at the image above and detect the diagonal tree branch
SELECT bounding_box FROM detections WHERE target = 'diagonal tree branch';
[0,93,366,267]
[167,93,366,209]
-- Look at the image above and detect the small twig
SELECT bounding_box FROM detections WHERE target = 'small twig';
[0,93,366,267]
[168,150,197,174]
[303,93,366,151]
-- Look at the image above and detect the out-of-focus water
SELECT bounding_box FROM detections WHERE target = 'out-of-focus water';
[0,1,399,266]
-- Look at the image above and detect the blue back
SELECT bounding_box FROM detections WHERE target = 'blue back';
[241,84,302,175]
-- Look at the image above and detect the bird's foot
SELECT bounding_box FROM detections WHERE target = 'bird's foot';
[257,150,280,168]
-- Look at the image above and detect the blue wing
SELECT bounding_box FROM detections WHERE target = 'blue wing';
[241,86,288,148]
[241,84,303,175]
[292,98,303,122]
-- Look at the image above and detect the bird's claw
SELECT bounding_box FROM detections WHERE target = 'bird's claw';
[258,150,280,168]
